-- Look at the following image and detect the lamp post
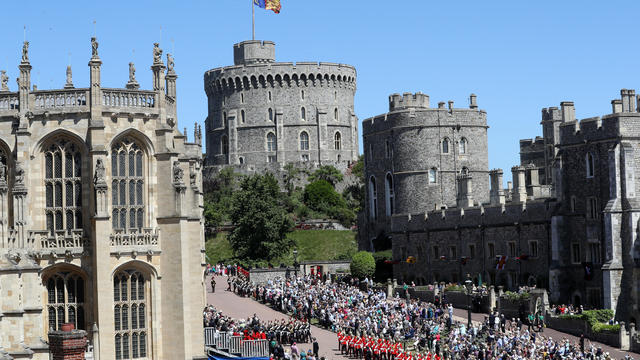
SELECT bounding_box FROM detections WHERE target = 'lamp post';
[465,273,473,328]
[293,249,299,278]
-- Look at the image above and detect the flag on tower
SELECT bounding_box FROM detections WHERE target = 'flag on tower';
[254,0,281,14]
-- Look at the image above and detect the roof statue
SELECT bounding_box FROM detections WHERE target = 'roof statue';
[21,41,29,63]
[0,71,8,91]
[91,37,99,58]
[65,65,74,88]
[153,43,163,65]
[129,62,136,82]
[167,53,175,73]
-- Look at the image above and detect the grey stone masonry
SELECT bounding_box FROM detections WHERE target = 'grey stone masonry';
[204,40,359,169]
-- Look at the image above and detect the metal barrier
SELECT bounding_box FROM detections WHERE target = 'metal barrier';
[229,335,243,354]
[242,340,269,357]
[203,329,269,357]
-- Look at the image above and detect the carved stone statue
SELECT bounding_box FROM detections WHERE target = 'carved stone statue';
[189,167,197,187]
[14,161,24,187]
[0,163,6,183]
[153,43,163,64]
[129,62,136,82]
[0,71,8,91]
[91,37,99,58]
[94,158,105,184]
[21,41,29,62]
[167,53,174,72]
[173,161,184,184]
[64,66,73,88]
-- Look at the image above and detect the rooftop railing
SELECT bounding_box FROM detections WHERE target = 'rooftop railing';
[102,89,156,108]
[32,89,89,110]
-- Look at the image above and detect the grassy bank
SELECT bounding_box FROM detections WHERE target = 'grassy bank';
[205,229,357,266]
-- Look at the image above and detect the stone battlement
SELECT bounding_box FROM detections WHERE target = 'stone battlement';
[233,40,276,65]
[389,92,430,111]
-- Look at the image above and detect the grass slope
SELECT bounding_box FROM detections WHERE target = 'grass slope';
[205,230,357,266]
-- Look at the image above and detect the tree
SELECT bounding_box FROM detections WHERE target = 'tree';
[282,163,301,195]
[304,180,346,212]
[309,165,344,187]
[351,155,364,183]
[350,251,376,279]
[203,167,239,231]
[228,173,294,261]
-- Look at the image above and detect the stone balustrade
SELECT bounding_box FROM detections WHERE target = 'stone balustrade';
[0,93,19,111]
[102,89,156,108]
[1,229,88,255]
[32,89,88,109]
[110,227,159,248]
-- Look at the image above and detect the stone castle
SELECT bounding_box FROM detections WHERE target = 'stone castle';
[203,40,359,173]
[360,89,640,323]
[0,39,206,359]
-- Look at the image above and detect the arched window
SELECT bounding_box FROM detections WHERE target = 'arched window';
[385,140,391,158]
[45,139,82,233]
[222,112,227,128]
[268,108,273,121]
[459,138,467,154]
[114,270,149,360]
[442,138,450,154]
[240,110,245,124]
[221,135,229,156]
[334,132,342,150]
[334,108,338,121]
[369,176,377,221]
[46,271,85,331]
[586,152,595,178]
[301,107,306,121]
[300,131,309,151]
[385,173,394,216]
[111,138,144,231]
[267,132,277,152]
[429,168,438,184]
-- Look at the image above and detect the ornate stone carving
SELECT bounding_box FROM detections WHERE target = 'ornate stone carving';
[21,41,29,63]
[91,37,99,58]
[153,43,163,64]
[0,163,6,184]
[173,161,184,184]
[0,70,8,91]
[189,166,197,187]
[14,161,24,187]
[94,158,106,185]
[65,65,73,88]
[167,53,175,73]
[129,62,136,82]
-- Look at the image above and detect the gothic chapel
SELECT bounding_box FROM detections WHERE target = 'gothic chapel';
[0,38,206,359]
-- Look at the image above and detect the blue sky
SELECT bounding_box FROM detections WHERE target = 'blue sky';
[1,0,638,178]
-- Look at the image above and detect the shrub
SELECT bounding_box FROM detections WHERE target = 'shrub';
[350,251,375,279]
[559,309,618,334]
[304,180,346,212]
[503,291,531,301]
[592,323,620,334]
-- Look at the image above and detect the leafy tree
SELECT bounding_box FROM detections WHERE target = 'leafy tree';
[203,167,239,230]
[309,165,344,187]
[350,251,376,279]
[304,180,346,212]
[282,163,302,195]
[228,173,294,261]
[351,155,365,183]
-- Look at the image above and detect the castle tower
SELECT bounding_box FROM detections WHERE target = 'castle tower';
[203,40,358,170]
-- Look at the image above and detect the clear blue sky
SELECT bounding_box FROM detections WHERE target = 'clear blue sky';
[1,0,638,178]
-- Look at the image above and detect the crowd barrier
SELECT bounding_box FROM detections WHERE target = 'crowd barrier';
[204,328,269,358]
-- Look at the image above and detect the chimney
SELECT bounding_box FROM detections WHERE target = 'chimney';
[489,169,505,205]
[448,100,454,111]
[48,323,87,360]
[560,101,575,122]
[612,99,623,114]
[438,102,445,109]
[621,89,631,112]
[469,94,478,109]
[525,163,541,198]
[511,166,527,203]
[629,90,636,112]
[456,173,474,209]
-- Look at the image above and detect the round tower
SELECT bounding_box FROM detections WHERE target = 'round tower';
[204,40,358,170]
[362,93,489,224]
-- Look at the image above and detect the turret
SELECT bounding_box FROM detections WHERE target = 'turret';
[388,92,429,111]
[233,40,276,65]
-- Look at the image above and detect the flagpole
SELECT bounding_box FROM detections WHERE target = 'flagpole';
[252,0,255,40]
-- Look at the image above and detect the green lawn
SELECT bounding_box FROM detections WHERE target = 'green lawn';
[205,229,357,265]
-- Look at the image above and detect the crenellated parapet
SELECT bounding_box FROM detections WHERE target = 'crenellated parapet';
[388,92,429,111]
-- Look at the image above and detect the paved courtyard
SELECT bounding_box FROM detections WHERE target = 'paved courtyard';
[205,274,638,359]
